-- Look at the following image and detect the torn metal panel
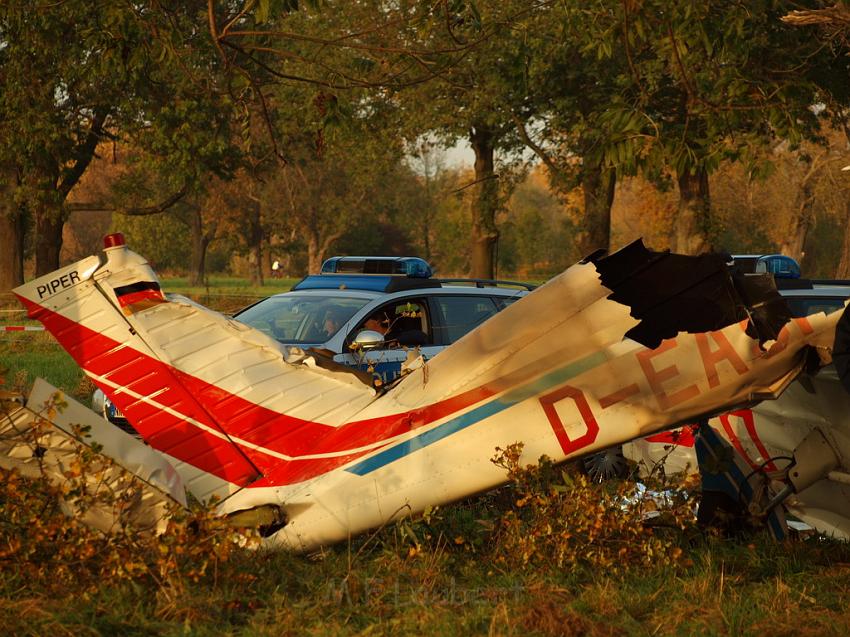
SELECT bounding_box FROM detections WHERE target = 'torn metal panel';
[590,240,792,348]
[627,365,850,540]
[12,237,846,550]
[0,379,186,534]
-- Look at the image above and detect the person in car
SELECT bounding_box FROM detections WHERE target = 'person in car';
[322,307,347,338]
[362,311,391,336]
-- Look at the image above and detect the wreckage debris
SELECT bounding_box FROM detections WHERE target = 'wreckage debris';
[8,236,847,549]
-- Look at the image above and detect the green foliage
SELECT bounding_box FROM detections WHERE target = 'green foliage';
[499,173,578,277]
[111,212,192,272]
[0,388,258,599]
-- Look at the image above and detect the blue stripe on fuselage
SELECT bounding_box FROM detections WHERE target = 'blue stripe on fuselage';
[345,350,608,476]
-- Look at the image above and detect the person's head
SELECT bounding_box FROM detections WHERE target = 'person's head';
[364,311,391,335]
[322,307,345,336]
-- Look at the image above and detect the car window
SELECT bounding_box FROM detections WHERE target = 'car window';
[432,296,499,344]
[785,297,847,318]
[235,295,369,343]
[350,299,432,348]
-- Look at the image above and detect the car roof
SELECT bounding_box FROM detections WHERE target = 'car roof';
[260,283,527,302]
[291,271,535,293]
[779,285,850,298]
[263,288,383,300]
[235,282,528,316]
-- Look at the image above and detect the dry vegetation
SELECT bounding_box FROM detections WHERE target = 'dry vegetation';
[4,386,850,636]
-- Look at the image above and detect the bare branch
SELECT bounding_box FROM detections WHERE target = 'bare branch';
[783,5,850,26]
[101,183,190,217]
[452,173,499,194]
[207,0,229,66]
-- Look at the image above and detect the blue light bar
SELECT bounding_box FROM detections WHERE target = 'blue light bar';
[320,256,433,278]
[292,274,396,292]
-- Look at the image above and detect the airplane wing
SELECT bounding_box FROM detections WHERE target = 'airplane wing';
[13,236,844,549]
[0,378,185,534]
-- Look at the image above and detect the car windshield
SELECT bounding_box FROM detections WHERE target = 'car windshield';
[235,294,370,344]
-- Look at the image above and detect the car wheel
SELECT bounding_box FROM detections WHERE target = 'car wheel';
[580,446,629,482]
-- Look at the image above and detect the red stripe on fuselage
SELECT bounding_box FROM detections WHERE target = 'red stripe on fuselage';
[18,297,498,487]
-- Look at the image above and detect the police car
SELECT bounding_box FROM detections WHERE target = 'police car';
[93,256,533,427]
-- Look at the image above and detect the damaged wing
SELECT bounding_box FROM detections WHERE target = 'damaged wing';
[0,379,185,534]
[13,243,379,503]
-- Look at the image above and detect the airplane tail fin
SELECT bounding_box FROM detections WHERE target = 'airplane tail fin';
[13,234,378,502]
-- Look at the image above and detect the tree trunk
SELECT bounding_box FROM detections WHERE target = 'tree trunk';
[780,176,815,268]
[673,168,712,255]
[34,204,65,276]
[0,206,26,291]
[263,243,272,278]
[307,229,322,275]
[248,199,264,287]
[835,198,850,278]
[469,124,499,279]
[577,161,616,257]
[188,207,209,287]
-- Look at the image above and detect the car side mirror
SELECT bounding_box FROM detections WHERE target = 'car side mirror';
[351,330,385,351]
[92,388,106,413]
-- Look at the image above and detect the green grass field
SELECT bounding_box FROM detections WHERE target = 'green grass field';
[3,281,850,635]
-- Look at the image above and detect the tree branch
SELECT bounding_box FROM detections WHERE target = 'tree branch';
[510,112,569,185]
[782,5,850,27]
[67,184,190,216]
[119,184,189,216]
[57,106,110,198]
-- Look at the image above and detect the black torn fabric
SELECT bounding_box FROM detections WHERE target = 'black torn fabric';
[832,306,850,395]
[590,239,791,349]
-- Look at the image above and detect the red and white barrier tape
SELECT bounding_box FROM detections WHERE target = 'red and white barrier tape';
[2,326,44,331]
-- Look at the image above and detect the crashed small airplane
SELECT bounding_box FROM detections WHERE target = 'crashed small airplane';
[8,234,850,549]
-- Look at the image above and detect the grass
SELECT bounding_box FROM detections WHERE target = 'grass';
[3,532,850,636]
[0,332,89,401]
[160,276,301,314]
[4,281,850,635]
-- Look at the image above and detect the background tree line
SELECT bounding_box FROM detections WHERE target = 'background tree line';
[2,0,850,291]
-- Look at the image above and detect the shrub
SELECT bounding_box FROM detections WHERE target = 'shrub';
[0,389,256,601]
[488,443,697,573]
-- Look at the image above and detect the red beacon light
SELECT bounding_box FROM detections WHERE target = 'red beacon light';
[103,233,126,249]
